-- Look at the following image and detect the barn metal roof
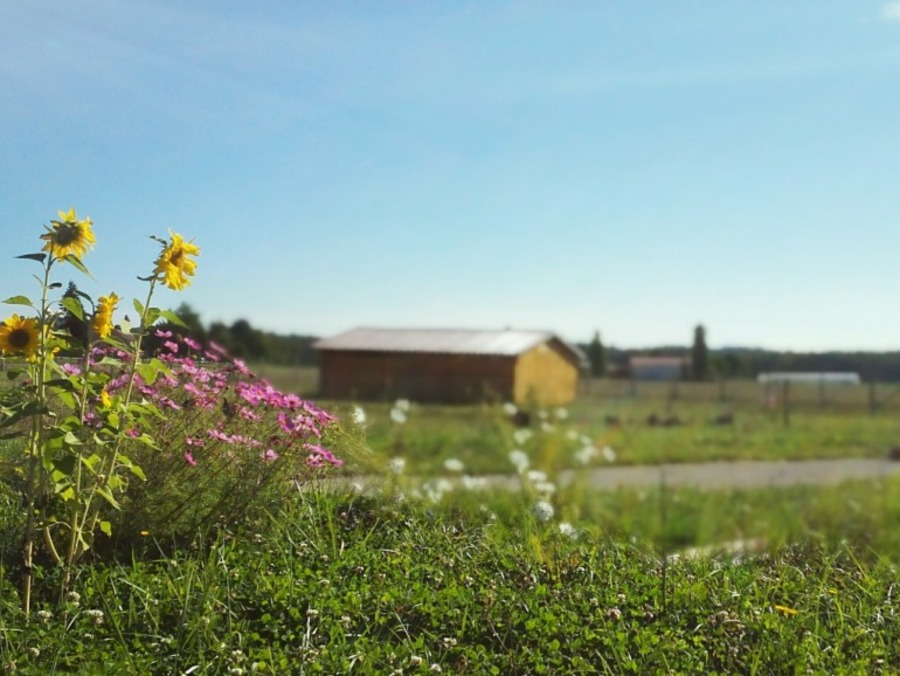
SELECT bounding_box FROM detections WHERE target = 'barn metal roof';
[314,327,585,363]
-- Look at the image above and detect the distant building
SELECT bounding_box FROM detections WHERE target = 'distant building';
[314,327,587,405]
[628,355,690,381]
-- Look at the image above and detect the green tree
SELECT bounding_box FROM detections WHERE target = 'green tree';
[587,330,606,378]
[230,318,266,360]
[691,324,709,381]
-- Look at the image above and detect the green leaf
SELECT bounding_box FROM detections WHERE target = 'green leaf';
[63,431,83,446]
[16,253,46,263]
[159,309,187,328]
[118,455,147,481]
[60,296,85,320]
[133,298,145,317]
[99,521,112,537]
[95,486,121,510]
[80,454,102,473]
[54,454,77,475]
[3,295,34,307]
[63,254,92,277]
[45,378,77,392]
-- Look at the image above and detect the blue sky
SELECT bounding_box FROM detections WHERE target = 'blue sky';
[2,1,899,351]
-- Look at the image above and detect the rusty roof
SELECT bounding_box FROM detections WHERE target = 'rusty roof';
[314,327,585,363]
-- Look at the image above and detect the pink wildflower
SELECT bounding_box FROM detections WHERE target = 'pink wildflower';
[262,449,279,462]
[184,452,197,466]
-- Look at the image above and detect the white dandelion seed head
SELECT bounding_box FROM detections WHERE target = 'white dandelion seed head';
[533,500,555,522]
[390,408,407,424]
[558,522,577,538]
[351,405,367,426]
[389,457,406,475]
[443,458,465,473]
[575,445,599,466]
[513,429,533,445]
[527,469,548,483]
[394,398,411,412]
[508,449,529,472]
[534,481,557,495]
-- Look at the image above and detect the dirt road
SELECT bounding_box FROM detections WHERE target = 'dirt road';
[469,458,900,492]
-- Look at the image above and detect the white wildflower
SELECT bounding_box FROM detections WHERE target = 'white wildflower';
[575,445,599,466]
[566,429,579,440]
[502,402,518,416]
[513,428,533,445]
[390,407,407,424]
[540,422,555,433]
[86,609,104,626]
[558,522,577,538]
[443,458,465,473]
[555,407,568,420]
[527,469,547,483]
[533,500,555,522]
[602,445,617,462]
[538,409,549,420]
[389,457,406,475]
[508,449,529,473]
[351,405,367,426]
[535,481,556,495]
[394,398,411,412]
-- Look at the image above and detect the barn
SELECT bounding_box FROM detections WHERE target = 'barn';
[313,327,586,405]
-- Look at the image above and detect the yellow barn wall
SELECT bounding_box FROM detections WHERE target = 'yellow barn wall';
[513,342,579,406]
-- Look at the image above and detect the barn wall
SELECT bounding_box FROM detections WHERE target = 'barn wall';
[513,342,579,405]
[319,351,516,403]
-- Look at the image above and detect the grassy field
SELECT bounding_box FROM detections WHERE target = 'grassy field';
[4,368,900,672]
[2,480,899,673]
[251,367,900,473]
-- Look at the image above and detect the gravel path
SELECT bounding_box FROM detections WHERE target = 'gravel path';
[469,458,900,492]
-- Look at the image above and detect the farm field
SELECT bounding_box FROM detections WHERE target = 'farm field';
[252,367,900,476]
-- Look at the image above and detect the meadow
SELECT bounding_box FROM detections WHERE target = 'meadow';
[3,369,900,672]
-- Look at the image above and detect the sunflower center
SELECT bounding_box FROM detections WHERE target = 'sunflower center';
[170,248,183,265]
[54,223,80,246]
[9,328,31,349]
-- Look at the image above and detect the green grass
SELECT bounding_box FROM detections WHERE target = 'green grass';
[321,398,900,477]
[4,371,900,672]
[2,484,899,673]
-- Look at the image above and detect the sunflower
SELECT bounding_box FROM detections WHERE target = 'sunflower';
[91,293,119,339]
[40,208,96,261]
[0,314,41,359]
[153,230,200,291]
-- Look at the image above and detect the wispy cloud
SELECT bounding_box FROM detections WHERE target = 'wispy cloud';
[883,1,900,22]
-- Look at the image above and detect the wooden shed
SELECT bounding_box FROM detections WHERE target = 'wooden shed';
[313,328,586,405]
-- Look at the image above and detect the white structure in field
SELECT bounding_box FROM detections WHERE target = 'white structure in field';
[757,372,860,385]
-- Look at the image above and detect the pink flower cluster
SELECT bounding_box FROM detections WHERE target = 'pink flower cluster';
[100,331,342,471]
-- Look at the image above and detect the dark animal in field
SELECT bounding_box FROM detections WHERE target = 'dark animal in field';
[604,415,621,426]
[888,447,900,461]
[710,413,734,426]
[646,413,659,426]
[511,410,531,427]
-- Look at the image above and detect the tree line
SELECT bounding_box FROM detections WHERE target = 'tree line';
[580,325,900,383]
[145,308,900,381]
[145,304,319,366]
